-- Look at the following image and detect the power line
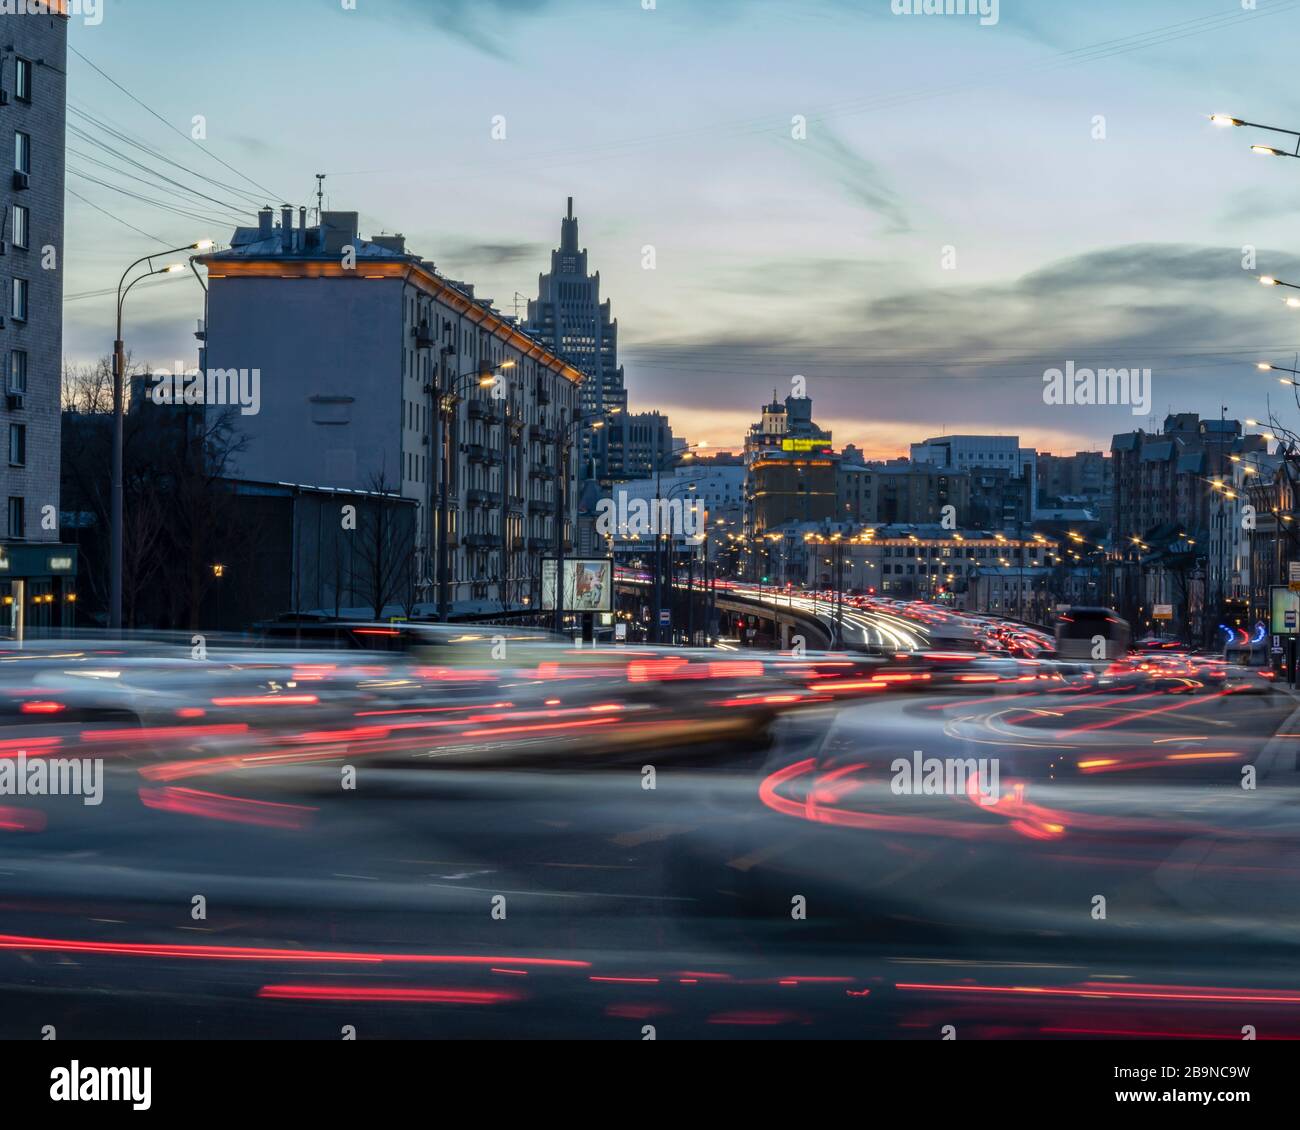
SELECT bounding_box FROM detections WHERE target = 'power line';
[68,44,283,202]
[65,186,172,246]
[67,165,246,228]
[68,103,270,208]
[66,139,254,222]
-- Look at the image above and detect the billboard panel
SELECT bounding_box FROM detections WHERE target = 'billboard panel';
[541,558,613,613]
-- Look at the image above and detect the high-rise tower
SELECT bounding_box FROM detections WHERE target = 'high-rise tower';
[525,199,628,480]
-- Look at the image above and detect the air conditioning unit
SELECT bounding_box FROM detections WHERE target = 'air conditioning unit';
[0,241,7,257]
[0,91,9,106]
[6,393,23,410]
[11,172,29,191]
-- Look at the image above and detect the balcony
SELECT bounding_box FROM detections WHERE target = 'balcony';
[467,489,498,509]
[530,499,557,516]
[467,400,501,424]
[464,533,500,550]
[529,465,553,481]
[465,444,489,464]
[530,425,556,444]
[527,537,553,553]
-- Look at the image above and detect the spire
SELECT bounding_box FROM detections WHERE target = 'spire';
[560,197,579,255]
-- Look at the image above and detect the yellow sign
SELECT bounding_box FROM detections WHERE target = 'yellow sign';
[781,438,830,453]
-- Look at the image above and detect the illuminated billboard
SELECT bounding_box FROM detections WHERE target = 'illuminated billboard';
[541,558,614,613]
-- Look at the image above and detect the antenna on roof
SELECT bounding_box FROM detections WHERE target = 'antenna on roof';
[315,174,327,224]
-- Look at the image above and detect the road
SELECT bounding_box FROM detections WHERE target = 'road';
[728,582,931,650]
[3,659,1298,1039]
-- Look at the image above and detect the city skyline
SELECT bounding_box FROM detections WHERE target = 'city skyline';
[60,0,1300,458]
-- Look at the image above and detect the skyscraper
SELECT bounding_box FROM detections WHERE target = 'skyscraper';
[525,198,629,481]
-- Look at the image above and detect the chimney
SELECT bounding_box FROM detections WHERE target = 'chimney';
[257,206,273,240]
[281,205,294,252]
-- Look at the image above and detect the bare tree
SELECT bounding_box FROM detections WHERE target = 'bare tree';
[350,471,415,620]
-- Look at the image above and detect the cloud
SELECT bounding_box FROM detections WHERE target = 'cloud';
[432,238,549,269]
[794,126,911,234]
[622,242,1300,452]
[384,0,555,59]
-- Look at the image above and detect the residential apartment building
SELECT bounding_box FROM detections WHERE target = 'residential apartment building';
[1110,414,1256,544]
[1037,450,1109,506]
[838,460,971,525]
[1,8,76,630]
[1109,414,1265,639]
[199,208,583,616]
[910,434,1037,528]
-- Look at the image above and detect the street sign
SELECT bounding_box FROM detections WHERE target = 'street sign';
[1153,604,1173,621]
[659,610,671,626]
[1286,611,1297,631]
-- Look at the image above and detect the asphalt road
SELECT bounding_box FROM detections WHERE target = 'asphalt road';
[2,683,1298,1039]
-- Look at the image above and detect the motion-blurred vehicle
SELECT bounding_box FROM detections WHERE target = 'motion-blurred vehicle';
[1054,606,1130,661]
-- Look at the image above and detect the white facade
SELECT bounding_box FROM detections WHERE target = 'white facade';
[200,211,583,613]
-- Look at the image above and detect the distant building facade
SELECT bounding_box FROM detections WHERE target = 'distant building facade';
[744,394,838,537]
[1110,413,1265,639]
[838,460,971,525]
[524,198,629,483]
[911,434,1037,529]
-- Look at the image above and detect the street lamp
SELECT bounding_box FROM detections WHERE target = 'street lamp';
[553,412,607,636]
[111,240,212,633]
[1210,113,1300,158]
[651,443,704,643]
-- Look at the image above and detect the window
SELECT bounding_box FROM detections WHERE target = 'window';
[9,423,25,466]
[14,58,32,102]
[7,496,22,539]
[8,351,26,394]
[11,204,27,250]
[14,132,29,175]
[10,278,27,321]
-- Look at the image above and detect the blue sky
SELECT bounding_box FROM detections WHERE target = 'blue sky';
[62,0,1300,456]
